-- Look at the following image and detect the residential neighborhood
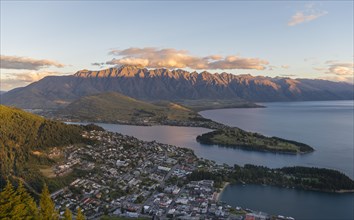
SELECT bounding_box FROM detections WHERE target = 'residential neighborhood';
[50,130,294,220]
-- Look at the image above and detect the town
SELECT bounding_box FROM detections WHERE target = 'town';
[51,129,294,220]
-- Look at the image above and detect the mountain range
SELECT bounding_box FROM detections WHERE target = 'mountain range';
[1,65,353,109]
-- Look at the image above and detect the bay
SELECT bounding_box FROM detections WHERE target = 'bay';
[220,184,353,220]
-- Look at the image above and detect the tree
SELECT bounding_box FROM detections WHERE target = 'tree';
[14,182,38,219]
[63,208,72,220]
[0,181,38,219]
[0,180,18,219]
[134,195,145,204]
[39,184,58,220]
[76,207,85,220]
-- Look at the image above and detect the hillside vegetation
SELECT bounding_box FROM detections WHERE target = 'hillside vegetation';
[189,164,354,192]
[0,181,85,219]
[0,105,86,191]
[58,92,201,124]
[196,128,314,154]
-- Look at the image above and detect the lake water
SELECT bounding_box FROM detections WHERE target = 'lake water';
[220,184,354,220]
[76,100,353,220]
[201,100,354,220]
[90,100,353,179]
[200,100,354,178]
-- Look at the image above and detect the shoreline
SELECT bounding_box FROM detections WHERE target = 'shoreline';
[218,183,354,194]
[335,189,354,193]
[69,121,354,189]
[216,182,230,201]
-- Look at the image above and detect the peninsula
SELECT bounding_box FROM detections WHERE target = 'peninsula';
[196,127,314,154]
[46,92,315,154]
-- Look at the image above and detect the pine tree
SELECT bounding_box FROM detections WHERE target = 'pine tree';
[13,182,39,219]
[76,207,85,220]
[0,180,18,219]
[63,207,72,220]
[39,184,59,220]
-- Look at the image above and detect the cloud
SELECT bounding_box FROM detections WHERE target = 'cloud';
[313,61,353,84]
[207,56,269,70]
[325,60,339,64]
[91,62,107,69]
[268,65,277,71]
[109,47,159,56]
[204,55,223,61]
[305,3,315,9]
[288,4,327,26]
[0,71,65,91]
[315,61,354,76]
[304,57,321,66]
[91,62,105,66]
[313,67,326,71]
[106,47,269,70]
[288,11,327,26]
[280,74,297,77]
[0,55,65,70]
[327,62,354,76]
[281,65,290,69]
[318,75,353,84]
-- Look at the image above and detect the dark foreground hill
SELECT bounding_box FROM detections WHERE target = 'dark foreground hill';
[0,105,88,191]
[1,65,353,109]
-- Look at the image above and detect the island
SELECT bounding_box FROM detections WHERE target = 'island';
[196,127,314,154]
[32,91,316,156]
[1,105,353,220]
[52,92,315,154]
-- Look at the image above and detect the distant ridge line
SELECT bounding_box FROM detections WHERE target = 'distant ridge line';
[1,65,353,109]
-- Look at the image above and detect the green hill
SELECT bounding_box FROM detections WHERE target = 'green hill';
[197,128,314,154]
[58,92,200,124]
[0,105,86,191]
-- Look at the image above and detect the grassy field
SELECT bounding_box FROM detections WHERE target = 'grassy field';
[38,165,56,178]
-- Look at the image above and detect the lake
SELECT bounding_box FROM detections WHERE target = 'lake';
[200,100,354,178]
[201,100,354,220]
[75,100,353,220]
[220,184,354,220]
[88,100,353,178]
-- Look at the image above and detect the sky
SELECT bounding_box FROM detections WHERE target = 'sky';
[0,1,353,91]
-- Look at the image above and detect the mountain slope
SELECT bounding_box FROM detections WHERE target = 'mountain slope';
[2,65,353,109]
[58,92,199,123]
[0,105,85,190]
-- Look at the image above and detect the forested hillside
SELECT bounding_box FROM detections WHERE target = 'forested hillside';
[0,181,85,219]
[0,105,85,190]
